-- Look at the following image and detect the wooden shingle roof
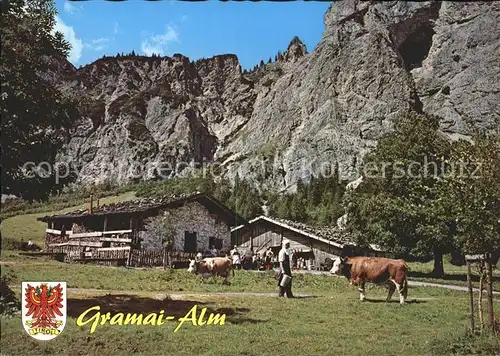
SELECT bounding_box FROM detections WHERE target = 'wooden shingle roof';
[231,215,382,252]
[37,192,246,227]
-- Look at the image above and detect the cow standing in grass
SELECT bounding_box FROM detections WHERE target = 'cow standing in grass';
[187,256,234,284]
[330,256,409,304]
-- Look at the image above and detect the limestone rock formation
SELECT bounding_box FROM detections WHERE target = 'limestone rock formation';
[54,0,499,191]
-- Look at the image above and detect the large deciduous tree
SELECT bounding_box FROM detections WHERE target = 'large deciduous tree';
[441,134,500,256]
[344,113,454,276]
[1,0,78,201]
[141,212,175,251]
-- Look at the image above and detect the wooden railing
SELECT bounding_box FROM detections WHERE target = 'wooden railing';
[45,228,132,237]
[128,249,165,268]
[47,244,196,269]
[127,249,197,268]
[47,245,85,262]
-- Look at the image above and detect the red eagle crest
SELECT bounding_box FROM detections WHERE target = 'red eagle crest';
[24,283,64,328]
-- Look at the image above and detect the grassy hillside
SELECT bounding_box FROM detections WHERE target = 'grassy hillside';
[1,191,137,248]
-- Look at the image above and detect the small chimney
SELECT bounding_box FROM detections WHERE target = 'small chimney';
[89,195,93,214]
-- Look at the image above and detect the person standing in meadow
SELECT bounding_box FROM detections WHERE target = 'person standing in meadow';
[278,240,294,298]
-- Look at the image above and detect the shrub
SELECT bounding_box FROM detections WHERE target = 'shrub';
[0,275,21,317]
[431,332,500,355]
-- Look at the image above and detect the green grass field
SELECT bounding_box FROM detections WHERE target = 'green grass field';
[1,191,499,355]
[0,191,137,247]
[1,257,500,356]
[407,260,500,289]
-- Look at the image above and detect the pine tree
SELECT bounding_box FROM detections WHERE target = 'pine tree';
[213,179,232,205]
[275,195,292,220]
[311,175,323,206]
[290,194,307,222]
[229,177,262,220]
[296,178,307,200]
[306,176,316,206]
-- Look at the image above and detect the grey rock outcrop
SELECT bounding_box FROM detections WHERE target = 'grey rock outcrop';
[55,0,499,190]
[410,2,500,136]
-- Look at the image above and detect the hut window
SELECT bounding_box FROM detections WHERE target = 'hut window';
[209,237,223,250]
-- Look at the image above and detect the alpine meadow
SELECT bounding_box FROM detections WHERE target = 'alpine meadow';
[1,0,499,355]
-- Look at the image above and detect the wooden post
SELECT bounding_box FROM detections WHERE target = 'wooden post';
[466,260,475,333]
[103,216,108,232]
[478,261,485,331]
[126,248,133,267]
[163,248,167,270]
[485,253,495,331]
[250,226,254,252]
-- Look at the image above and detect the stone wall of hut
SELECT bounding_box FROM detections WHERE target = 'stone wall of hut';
[140,201,231,254]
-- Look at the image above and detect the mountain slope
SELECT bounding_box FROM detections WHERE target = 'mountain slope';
[56,0,500,191]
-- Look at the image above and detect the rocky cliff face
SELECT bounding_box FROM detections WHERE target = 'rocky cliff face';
[57,0,500,191]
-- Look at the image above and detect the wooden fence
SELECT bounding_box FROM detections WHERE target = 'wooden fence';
[127,249,197,268]
[128,248,165,268]
[47,245,85,262]
[47,244,196,269]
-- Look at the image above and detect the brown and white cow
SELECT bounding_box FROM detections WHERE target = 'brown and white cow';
[330,256,409,304]
[187,257,234,284]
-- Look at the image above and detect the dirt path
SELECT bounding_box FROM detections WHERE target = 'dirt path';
[65,288,314,299]
[11,286,439,302]
[69,289,439,302]
[8,285,313,299]
[67,283,496,299]
[276,270,500,294]
[408,280,499,294]
[1,261,53,266]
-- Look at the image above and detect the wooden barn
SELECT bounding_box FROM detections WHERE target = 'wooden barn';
[37,192,246,267]
[231,215,384,270]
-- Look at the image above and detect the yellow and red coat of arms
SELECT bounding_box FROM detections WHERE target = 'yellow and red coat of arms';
[22,282,67,340]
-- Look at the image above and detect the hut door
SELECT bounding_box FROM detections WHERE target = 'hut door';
[184,231,197,253]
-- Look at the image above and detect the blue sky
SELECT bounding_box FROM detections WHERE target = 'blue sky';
[54,0,332,70]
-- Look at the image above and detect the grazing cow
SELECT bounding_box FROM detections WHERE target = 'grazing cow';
[187,256,234,284]
[330,256,409,304]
